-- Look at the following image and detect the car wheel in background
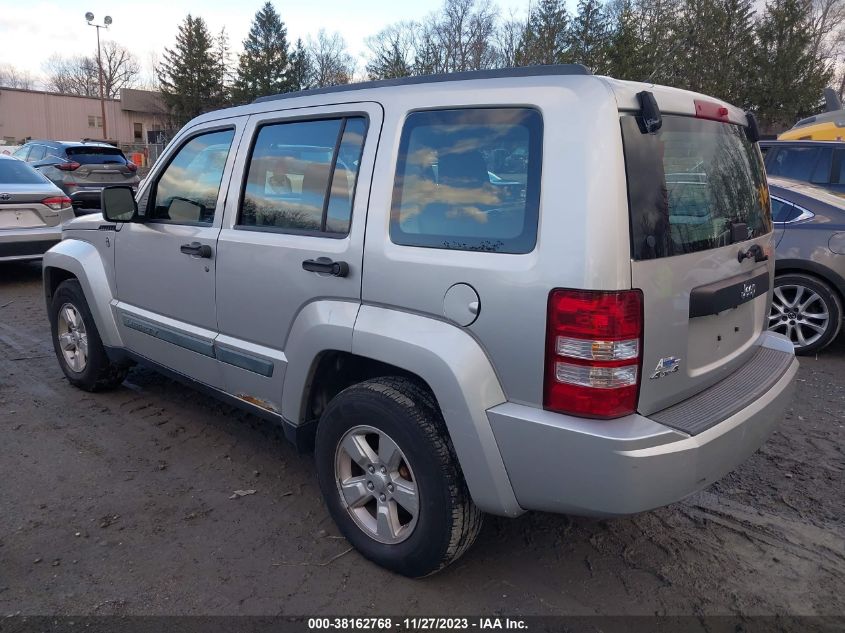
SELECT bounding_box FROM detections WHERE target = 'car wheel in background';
[769,273,843,355]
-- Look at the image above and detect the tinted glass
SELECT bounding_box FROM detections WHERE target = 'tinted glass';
[622,115,771,260]
[810,147,832,184]
[148,129,235,225]
[12,146,29,160]
[766,147,820,181]
[771,199,801,222]
[66,146,128,165]
[390,108,543,253]
[28,145,46,161]
[0,159,46,184]
[240,117,366,234]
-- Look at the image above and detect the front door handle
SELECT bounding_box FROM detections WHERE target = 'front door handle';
[302,257,349,277]
[180,242,213,258]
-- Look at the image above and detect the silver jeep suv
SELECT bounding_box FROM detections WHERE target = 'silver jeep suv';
[43,66,797,577]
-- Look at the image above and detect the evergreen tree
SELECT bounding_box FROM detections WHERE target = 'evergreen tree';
[635,0,683,83]
[569,0,610,73]
[754,0,832,129]
[515,0,570,66]
[287,38,313,92]
[232,2,290,103]
[214,27,234,105]
[157,14,225,123]
[713,0,757,105]
[366,24,415,79]
[605,0,641,79]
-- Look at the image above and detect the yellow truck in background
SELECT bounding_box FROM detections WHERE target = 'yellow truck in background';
[779,88,845,140]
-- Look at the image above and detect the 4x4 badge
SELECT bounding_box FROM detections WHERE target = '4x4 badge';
[650,356,681,379]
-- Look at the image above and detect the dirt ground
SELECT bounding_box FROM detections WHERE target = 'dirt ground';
[1,260,843,619]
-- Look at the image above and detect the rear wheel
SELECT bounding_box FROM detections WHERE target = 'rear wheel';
[49,279,128,391]
[314,377,483,577]
[769,273,842,355]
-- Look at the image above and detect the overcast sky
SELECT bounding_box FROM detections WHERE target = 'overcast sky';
[0,0,529,86]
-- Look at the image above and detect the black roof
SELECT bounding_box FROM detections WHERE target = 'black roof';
[254,64,592,104]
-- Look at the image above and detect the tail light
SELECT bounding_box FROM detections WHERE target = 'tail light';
[56,161,81,171]
[126,161,138,172]
[544,289,643,419]
[42,196,72,211]
[694,99,730,122]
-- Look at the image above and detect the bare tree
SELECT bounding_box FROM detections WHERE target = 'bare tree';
[44,42,140,98]
[308,29,355,87]
[366,22,418,79]
[437,0,500,71]
[496,10,526,68]
[100,41,141,98]
[44,54,99,96]
[0,63,35,89]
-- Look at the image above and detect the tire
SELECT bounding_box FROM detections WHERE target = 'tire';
[769,273,843,355]
[314,377,483,577]
[49,279,129,391]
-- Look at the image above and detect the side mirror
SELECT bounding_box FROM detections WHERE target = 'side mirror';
[101,185,138,222]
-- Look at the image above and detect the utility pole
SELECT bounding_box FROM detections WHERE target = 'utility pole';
[85,12,112,142]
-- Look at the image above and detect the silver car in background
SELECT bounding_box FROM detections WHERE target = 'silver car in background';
[0,154,73,261]
[768,176,845,354]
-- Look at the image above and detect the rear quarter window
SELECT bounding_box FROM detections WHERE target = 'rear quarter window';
[390,108,543,254]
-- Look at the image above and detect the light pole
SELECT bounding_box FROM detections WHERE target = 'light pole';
[85,12,112,142]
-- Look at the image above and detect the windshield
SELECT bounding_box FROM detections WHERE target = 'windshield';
[0,159,46,185]
[66,146,128,165]
[622,115,771,260]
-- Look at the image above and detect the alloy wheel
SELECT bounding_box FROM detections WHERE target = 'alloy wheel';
[334,424,419,544]
[56,302,88,373]
[769,284,830,349]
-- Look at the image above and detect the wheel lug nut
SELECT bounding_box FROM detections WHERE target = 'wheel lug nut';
[388,484,394,493]
[380,466,386,474]
[368,465,375,474]
[367,482,374,490]
[379,494,386,502]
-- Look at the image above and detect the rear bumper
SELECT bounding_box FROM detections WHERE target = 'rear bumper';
[0,225,62,261]
[487,333,797,517]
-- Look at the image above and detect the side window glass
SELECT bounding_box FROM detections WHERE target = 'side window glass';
[239,116,366,235]
[28,145,46,162]
[836,149,845,184]
[767,147,819,181]
[772,199,793,223]
[13,146,30,161]
[390,108,543,253]
[810,148,832,184]
[148,129,235,225]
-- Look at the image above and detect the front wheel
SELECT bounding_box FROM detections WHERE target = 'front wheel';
[49,279,129,391]
[314,377,483,577]
[768,273,842,355]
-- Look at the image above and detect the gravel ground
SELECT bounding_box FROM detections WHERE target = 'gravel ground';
[0,260,843,619]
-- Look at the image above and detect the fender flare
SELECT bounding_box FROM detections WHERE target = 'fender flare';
[42,239,122,348]
[348,305,523,517]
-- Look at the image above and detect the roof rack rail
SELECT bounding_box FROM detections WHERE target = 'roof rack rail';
[253,64,592,104]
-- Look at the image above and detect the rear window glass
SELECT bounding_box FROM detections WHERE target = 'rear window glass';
[0,159,46,184]
[390,108,542,253]
[622,115,771,261]
[66,146,127,165]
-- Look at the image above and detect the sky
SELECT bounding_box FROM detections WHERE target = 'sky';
[0,0,528,87]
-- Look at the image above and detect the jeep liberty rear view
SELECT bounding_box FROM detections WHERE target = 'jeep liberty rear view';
[43,66,797,577]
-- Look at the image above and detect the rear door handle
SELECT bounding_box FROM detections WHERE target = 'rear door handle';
[180,242,213,258]
[302,257,349,277]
